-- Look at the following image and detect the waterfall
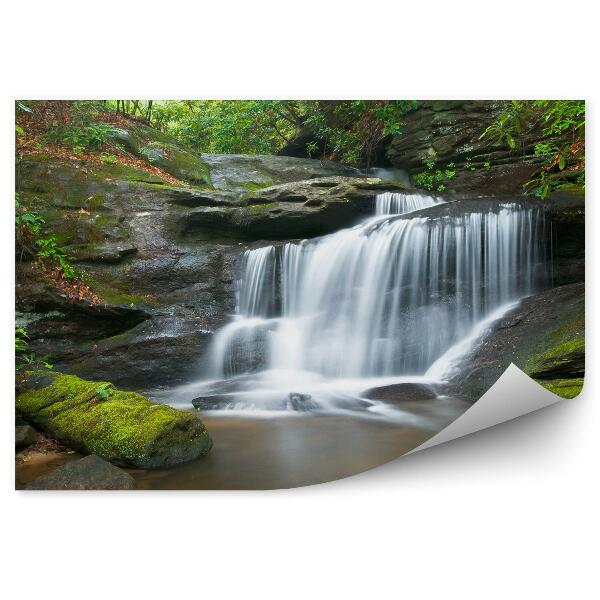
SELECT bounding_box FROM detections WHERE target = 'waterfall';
[375,191,441,215]
[208,192,548,402]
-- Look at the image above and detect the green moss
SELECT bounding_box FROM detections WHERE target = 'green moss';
[538,378,584,399]
[523,297,584,378]
[247,202,277,212]
[536,338,584,361]
[17,372,212,468]
[241,181,274,192]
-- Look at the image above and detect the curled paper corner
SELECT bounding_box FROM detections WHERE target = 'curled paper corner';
[408,364,566,455]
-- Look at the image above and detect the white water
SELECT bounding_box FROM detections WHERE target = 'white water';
[196,191,548,414]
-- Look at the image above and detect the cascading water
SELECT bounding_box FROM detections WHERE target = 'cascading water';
[375,191,441,215]
[201,191,548,413]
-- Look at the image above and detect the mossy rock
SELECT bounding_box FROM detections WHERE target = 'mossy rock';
[456,283,585,402]
[16,371,212,468]
[538,378,584,399]
[109,124,213,187]
[522,289,584,392]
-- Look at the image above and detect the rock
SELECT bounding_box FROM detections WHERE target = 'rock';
[16,371,213,469]
[192,395,232,410]
[63,316,217,389]
[287,392,319,411]
[385,100,555,194]
[109,124,212,187]
[16,156,239,388]
[454,282,584,401]
[545,186,585,286]
[108,121,362,191]
[362,383,438,403]
[15,424,38,449]
[200,153,361,191]
[181,177,411,240]
[26,455,136,490]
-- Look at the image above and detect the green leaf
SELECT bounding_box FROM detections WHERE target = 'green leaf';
[15,125,26,137]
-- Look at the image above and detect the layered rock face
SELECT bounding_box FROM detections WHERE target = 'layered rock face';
[386,100,547,194]
[451,282,584,401]
[15,125,380,389]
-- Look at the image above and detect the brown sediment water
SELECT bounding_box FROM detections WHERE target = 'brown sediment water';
[128,414,432,490]
[15,451,82,489]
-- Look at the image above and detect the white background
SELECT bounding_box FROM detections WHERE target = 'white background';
[1,1,597,598]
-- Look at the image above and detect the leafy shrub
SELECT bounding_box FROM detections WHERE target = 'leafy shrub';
[35,236,77,279]
[15,327,52,372]
[413,159,456,192]
[481,100,585,199]
[15,195,78,280]
[100,153,117,164]
[46,122,115,154]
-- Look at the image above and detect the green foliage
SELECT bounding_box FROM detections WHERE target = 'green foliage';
[35,236,77,279]
[15,194,44,243]
[413,158,456,192]
[481,100,585,199]
[304,100,417,165]
[15,327,53,372]
[138,100,417,165]
[479,100,530,149]
[15,195,79,280]
[46,121,115,154]
[100,153,117,164]
[148,100,301,155]
[95,383,114,400]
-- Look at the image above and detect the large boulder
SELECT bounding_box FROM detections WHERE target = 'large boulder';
[454,282,584,401]
[16,371,213,468]
[180,177,411,240]
[108,120,363,191]
[200,153,360,191]
[109,123,213,187]
[15,424,38,449]
[26,455,135,490]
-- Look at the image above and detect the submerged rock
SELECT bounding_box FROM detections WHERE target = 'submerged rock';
[287,392,319,411]
[16,371,212,469]
[192,395,233,410]
[26,455,135,490]
[362,383,438,403]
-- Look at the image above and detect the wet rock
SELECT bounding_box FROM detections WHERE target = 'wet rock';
[181,177,411,240]
[192,395,232,410]
[287,392,319,411]
[455,282,584,401]
[16,156,238,388]
[15,424,38,449]
[17,371,213,468]
[362,383,438,403]
[26,455,136,490]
